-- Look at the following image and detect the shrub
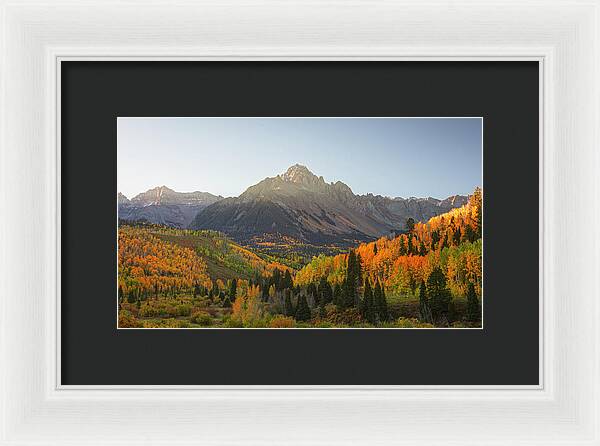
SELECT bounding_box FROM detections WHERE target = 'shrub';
[175,303,192,317]
[223,316,243,328]
[312,320,334,328]
[269,315,296,328]
[139,300,176,317]
[395,317,435,328]
[191,311,213,326]
[140,318,187,328]
[118,310,139,328]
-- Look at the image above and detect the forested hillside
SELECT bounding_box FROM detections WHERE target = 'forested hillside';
[295,188,482,297]
[118,224,289,303]
[118,188,482,329]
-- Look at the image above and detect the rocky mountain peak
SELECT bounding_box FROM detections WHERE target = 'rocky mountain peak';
[117,192,130,205]
[281,164,323,185]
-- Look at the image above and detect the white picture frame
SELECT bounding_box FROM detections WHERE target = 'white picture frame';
[1,0,598,444]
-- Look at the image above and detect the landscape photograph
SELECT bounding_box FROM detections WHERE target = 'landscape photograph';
[117,117,482,329]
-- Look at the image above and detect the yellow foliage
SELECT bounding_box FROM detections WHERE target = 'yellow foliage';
[268,315,296,328]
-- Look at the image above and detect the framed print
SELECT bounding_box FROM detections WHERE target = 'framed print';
[61,61,538,386]
[1,1,599,445]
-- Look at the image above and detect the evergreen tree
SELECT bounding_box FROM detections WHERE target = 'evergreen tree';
[466,282,481,322]
[447,299,457,323]
[222,296,232,308]
[381,285,389,320]
[295,294,311,322]
[355,253,363,289]
[261,281,270,301]
[427,267,451,323]
[229,279,237,302]
[453,227,462,245]
[318,276,333,306]
[360,279,375,324]
[118,285,124,303]
[272,268,282,291]
[284,288,294,317]
[343,250,359,308]
[283,269,294,290]
[464,224,477,243]
[407,235,414,255]
[333,283,343,307]
[373,280,389,322]
[127,289,136,303]
[419,240,427,256]
[431,230,440,251]
[307,283,318,306]
[406,217,415,232]
[373,244,378,255]
[418,279,432,323]
[399,237,407,256]
[211,281,219,299]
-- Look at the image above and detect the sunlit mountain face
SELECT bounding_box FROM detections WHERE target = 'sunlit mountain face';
[189,164,467,248]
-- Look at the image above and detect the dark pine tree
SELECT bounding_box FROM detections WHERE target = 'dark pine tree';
[418,279,433,323]
[373,280,389,322]
[127,289,136,303]
[360,279,375,324]
[406,217,415,232]
[283,269,294,290]
[427,267,451,324]
[453,227,462,245]
[318,276,333,306]
[229,279,237,302]
[431,230,440,251]
[295,294,311,322]
[307,282,318,306]
[284,288,294,317]
[272,268,282,291]
[355,253,363,289]
[466,282,481,322]
[333,283,343,308]
[399,237,407,256]
[343,250,358,308]
[373,244,378,255]
[261,280,270,301]
[211,281,219,299]
[407,235,414,256]
[222,296,232,308]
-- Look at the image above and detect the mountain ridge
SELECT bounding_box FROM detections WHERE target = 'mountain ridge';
[190,165,469,246]
[118,186,223,228]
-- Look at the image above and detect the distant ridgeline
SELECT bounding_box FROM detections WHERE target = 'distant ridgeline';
[119,165,469,260]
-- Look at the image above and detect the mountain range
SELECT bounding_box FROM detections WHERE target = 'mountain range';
[119,164,468,247]
[190,164,467,244]
[118,186,222,228]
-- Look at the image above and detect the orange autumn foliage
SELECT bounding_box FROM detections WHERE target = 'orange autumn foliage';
[295,189,483,297]
[118,226,211,296]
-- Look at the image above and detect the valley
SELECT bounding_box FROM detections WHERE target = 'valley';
[118,171,482,328]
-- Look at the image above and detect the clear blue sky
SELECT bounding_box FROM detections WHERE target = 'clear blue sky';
[118,117,482,199]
